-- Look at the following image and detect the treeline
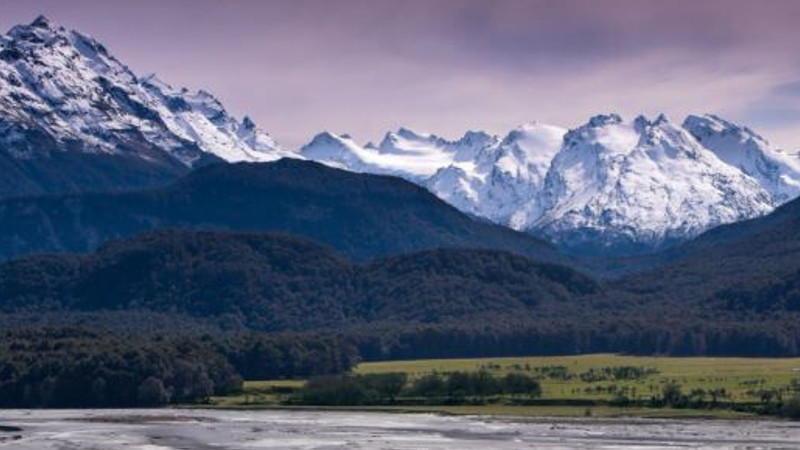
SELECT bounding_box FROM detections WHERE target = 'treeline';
[293,371,542,406]
[0,327,358,408]
[348,319,800,360]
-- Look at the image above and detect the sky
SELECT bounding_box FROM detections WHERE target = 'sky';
[2,0,800,150]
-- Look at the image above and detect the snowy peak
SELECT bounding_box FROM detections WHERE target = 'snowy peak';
[301,131,360,163]
[0,16,286,166]
[30,14,54,29]
[7,15,61,42]
[310,113,791,256]
[500,122,566,165]
[378,128,449,156]
[587,113,623,127]
[683,114,767,146]
[301,131,351,156]
[563,113,640,156]
[534,114,774,254]
[683,114,800,202]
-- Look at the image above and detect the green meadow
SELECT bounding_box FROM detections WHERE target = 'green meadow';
[210,354,800,418]
[355,354,800,402]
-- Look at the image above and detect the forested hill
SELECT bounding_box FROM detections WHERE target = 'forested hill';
[0,159,562,264]
[0,229,594,331]
[612,192,800,314]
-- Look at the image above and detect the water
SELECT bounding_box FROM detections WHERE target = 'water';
[1,409,799,449]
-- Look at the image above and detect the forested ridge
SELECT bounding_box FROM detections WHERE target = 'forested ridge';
[0,159,561,264]
[0,230,594,330]
[1,228,799,370]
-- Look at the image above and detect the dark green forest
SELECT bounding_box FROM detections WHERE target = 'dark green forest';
[1,223,800,407]
[0,159,560,264]
[0,326,357,408]
[3,160,800,408]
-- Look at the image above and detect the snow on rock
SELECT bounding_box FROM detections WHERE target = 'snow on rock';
[427,122,566,228]
[0,16,287,166]
[301,113,795,254]
[532,114,774,253]
[683,114,800,203]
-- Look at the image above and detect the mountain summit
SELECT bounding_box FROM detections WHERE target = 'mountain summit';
[0,16,292,197]
[302,114,800,255]
[0,16,288,164]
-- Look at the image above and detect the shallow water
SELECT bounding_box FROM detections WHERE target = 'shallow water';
[1,409,799,449]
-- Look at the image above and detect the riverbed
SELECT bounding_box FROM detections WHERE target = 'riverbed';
[1,409,799,449]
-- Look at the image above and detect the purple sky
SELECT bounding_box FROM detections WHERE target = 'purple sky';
[3,0,800,150]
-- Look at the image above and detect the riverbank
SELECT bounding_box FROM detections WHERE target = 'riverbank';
[1,409,799,449]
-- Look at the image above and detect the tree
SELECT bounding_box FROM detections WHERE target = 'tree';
[137,377,168,406]
[408,373,445,397]
[783,396,800,420]
[471,370,502,397]
[502,373,542,397]
[662,382,686,408]
[361,373,407,402]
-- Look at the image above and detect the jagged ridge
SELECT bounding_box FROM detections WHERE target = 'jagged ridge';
[300,114,800,255]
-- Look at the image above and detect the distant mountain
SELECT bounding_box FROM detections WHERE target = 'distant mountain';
[533,114,774,255]
[0,158,561,263]
[0,16,290,197]
[683,114,800,203]
[0,229,594,331]
[300,123,565,229]
[303,115,800,255]
[3,16,800,256]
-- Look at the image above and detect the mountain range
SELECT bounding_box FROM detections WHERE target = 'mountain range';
[1,15,799,256]
[302,115,800,255]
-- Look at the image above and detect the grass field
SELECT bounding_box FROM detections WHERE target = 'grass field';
[356,354,800,402]
[210,354,800,417]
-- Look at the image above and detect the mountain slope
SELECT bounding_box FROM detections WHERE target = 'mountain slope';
[683,114,800,203]
[611,191,800,314]
[0,16,289,197]
[303,114,799,256]
[301,123,566,228]
[531,114,774,255]
[3,227,798,357]
[0,158,561,263]
[0,229,593,331]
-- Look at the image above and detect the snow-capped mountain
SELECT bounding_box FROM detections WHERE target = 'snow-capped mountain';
[0,16,287,167]
[3,17,799,256]
[426,122,565,228]
[683,114,800,203]
[533,114,774,254]
[300,114,800,255]
[299,123,565,227]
